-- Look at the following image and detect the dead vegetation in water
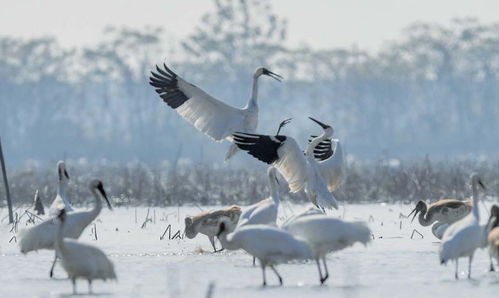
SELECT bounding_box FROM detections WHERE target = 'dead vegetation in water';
[1,158,498,208]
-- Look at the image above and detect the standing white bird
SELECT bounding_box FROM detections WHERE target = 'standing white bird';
[233,117,339,210]
[19,179,112,277]
[285,214,371,284]
[49,161,74,216]
[439,174,486,279]
[55,209,116,294]
[184,205,242,252]
[409,199,472,239]
[216,221,312,286]
[149,64,282,160]
[238,167,281,227]
[486,205,499,272]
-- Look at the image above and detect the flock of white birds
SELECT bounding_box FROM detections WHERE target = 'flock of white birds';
[15,65,499,294]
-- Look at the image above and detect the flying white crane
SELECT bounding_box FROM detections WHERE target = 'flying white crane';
[439,174,486,279]
[284,214,371,285]
[486,205,499,272]
[409,199,472,239]
[55,209,116,294]
[233,117,339,210]
[48,161,74,216]
[149,64,282,160]
[19,179,112,277]
[216,221,312,286]
[184,205,242,252]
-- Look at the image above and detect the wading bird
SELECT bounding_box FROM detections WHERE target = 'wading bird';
[409,199,472,239]
[149,64,282,160]
[238,167,281,227]
[233,117,339,210]
[55,209,116,294]
[216,221,312,286]
[439,174,486,279]
[285,214,371,284]
[184,205,242,252]
[486,205,499,271]
[19,179,112,277]
[48,161,74,216]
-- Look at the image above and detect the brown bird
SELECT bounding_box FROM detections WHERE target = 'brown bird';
[409,199,472,239]
[184,205,242,252]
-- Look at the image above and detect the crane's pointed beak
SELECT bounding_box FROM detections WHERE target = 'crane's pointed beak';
[64,170,70,180]
[97,184,113,210]
[308,117,330,129]
[408,207,419,223]
[264,70,283,82]
[478,180,486,191]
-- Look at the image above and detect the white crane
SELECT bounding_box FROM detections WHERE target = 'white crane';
[486,205,499,272]
[149,64,282,160]
[409,199,472,239]
[238,167,281,227]
[184,205,242,252]
[439,174,486,279]
[284,214,371,284]
[233,117,339,210]
[280,205,324,229]
[19,179,112,277]
[55,209,116,294]
[307,135,345,193]
[216,221,312,286]
[48,161,74,216]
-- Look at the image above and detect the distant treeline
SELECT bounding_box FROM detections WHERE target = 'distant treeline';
[1,0,499,166]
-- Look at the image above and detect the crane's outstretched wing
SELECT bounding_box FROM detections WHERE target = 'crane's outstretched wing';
[309,136,345,192]
[308,135,333,161]
[149,64,246,141]
[233,133,308,192]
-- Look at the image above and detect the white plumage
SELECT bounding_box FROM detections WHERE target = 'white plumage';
[149,64,282,160]
[315,139,345,192]
[285,214,371,284]
[55,209,116,294]
[216,222,312,286]
[233,117,340,210]
[486,205,499,272]
[48,160,74,216]
[281,205,324,229]
[19,179,112,277]
[439,174,486,279]
[238,167,280,227]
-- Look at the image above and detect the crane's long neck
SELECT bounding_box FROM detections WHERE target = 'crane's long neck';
[217,231,240,251]
[57,179,67,198]
[247,74,260,109]
[417,204,434,226]
[472,181,480,220]
[268,172,280,206]
[87,188,103,221]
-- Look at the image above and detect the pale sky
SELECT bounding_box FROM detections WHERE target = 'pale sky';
[1,0,498,51]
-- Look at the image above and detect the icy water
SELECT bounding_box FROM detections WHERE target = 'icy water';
[1,203,499,297]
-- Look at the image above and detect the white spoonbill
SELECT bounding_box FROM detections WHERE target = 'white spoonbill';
[19,179,112,277]
[216,221,312,286]
[149,64,282,160]
[184,205,242,252]
[439,174,486,279]
[486,205,499,271]
[48,161,74,216]
[285,214,371,284]
[233,117,339,210]
[55,209,116,294]
[409,199,472,239]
